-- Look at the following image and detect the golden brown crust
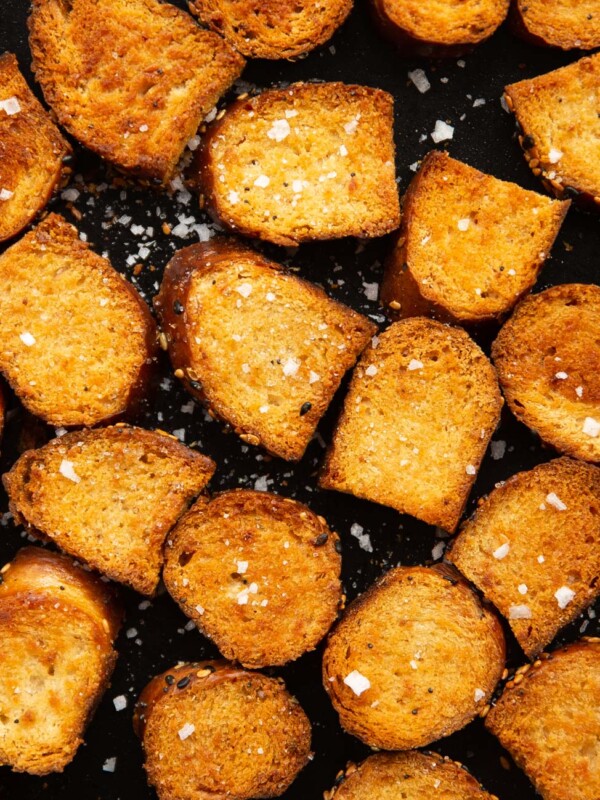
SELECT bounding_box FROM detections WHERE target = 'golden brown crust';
[193,82,400,245]
[370,0,509,57]
[381,151,570,326]
[492,283,600,462]
[163,489,342,668]
[485,640,600,800]
[154,238,376,460]
[327,751,497,800]
[135,660,312,800]
[322,564,506,750]
[28,0,244,183]
[504,54,600,208]
[0,213,158,426]
[449,457,600,658]
[0,53,70,242]
[0,547,122,774]
[509,0,600,50]
[4,425,216,595]
[190,0,352,59]
[320,317,503,532]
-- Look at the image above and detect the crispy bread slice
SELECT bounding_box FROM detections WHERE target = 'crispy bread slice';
[449,457,600,658]
[486,640,600,800]
[192,82,400,245]
[381,151,570,325]
[504,54,600,208]
[134,660,311,800]
[163,490,341,668]
[370,0,509,57]
[28,0,244,183]
[320,317,502,532]
[4,425,215,595]
[0,547,121,774]
[0,53,70,242]
[190,0,352,59]
[155,239,376,460]
[492,284,600,462]
[0,213,157,426]
[322,565,505,750]
[327,751,497,800]
[510,0,600,50]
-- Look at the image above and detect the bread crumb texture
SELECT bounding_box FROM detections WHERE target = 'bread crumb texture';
[450,457,600,657]
[191,0,352,59]
[322,565,505,750]
[382,150,569,324]
[492,283,600,462]
[371,0,509,52]
[4,426,215,595]
[320,317,502,531]
[195,82,400,245]
[0,548,120,774]
[505,54,600,204]
[486,640,600,800]
[28,0,244,182]
[155,238,376,460]
[511,0,600,50]
[0,53,70,242]
[327,750,496,800]
[136,661,311,800]
[163,489,341,668]
[0,213,157,426]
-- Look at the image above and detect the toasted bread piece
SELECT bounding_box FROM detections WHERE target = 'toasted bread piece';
[510,0,600,50]
[0,547,121,774]
[0,53,70,242]
[449,458,600,658]
[504,54,600,208]
[193,82,400,245]
[322,565,505,750]
[327,751,497,800]
[320,317,502,532]
[0,213,157,426]
[486,640,600,800]
[155,239,376,460]
[370,0,509,57]
[134,660,311,800]
[163,490,341,668]
[190,0,352,59]
[492,284,600,462]
[28,0,244,183]
[4,425,215,595]
[381,151,570,325]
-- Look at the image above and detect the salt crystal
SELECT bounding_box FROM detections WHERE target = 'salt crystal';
[19,332,35,346]
[178,723,195,740]
[509,604,532,619]
[282,357,300,376]
[554,586,575,609]
[365,365,378,377]
[0,188,13,200]
[267,119,291,142]
[0,96,20,115]
[113,695,127,711]
[407,359,423,371]
[350,523,373,553]
[59,460,81,484]
[457,218,470,231]
[465,464,477,475]
[343,670,370,695]
[474,688,485,702]
[343,115,361,134]
[236,282,252,298]
[545,492,567,511]
[583,417,600,437]
[493,543,510,560]
[408,68,431,94]
[431,120,454,143]
[548,148,563,164]
[254,175,270,188]
[103,757,117,772]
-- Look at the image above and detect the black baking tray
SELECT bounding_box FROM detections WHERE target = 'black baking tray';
[1,2,599,798]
